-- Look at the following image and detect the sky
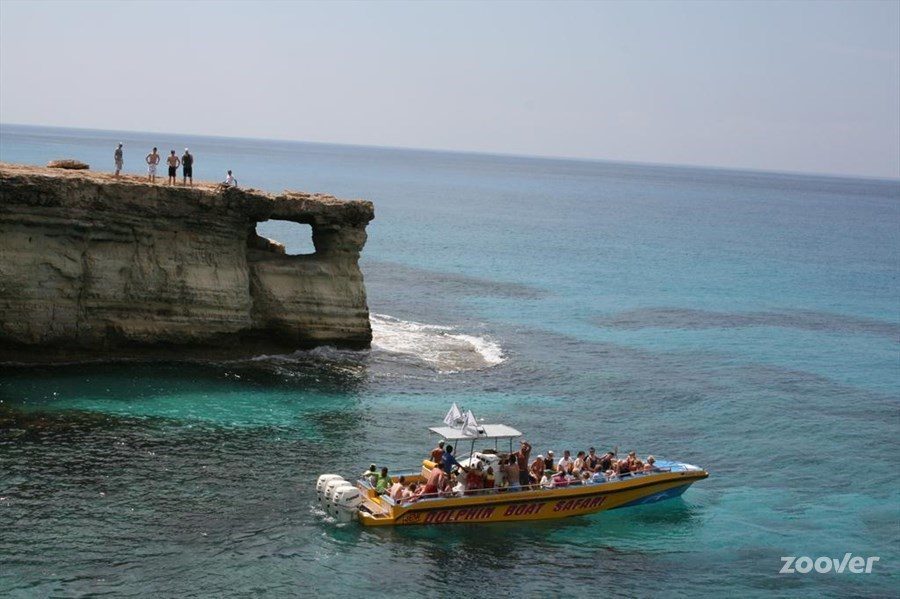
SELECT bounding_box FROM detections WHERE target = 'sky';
[1,0,898,179]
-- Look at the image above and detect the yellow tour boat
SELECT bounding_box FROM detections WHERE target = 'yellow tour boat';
[317,407,708,526]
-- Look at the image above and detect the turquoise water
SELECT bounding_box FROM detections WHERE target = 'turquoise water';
[1,124,898,597]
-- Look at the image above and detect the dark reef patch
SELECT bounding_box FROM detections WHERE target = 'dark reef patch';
[594,307,899,339]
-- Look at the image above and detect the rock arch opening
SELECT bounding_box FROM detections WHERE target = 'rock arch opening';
[253,220,316,255]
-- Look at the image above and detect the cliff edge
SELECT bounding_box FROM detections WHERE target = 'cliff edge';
[0,163,374,363]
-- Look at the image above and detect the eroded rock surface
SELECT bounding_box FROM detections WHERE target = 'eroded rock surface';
[0,163,374,362]
[47,159,90,169]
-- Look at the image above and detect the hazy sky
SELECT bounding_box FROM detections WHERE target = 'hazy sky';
[1,0,898,178]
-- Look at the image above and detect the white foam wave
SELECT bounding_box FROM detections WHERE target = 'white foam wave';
[453,334,505,367]
[370,314,504,373]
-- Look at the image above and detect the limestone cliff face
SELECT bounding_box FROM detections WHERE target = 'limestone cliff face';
[0,163,374,362]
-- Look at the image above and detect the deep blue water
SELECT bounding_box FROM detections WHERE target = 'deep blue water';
[1,123,898,597]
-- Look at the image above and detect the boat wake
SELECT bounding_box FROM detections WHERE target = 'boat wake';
[370,314,504,373]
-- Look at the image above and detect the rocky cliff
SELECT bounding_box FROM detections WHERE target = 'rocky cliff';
[0,163,374,362]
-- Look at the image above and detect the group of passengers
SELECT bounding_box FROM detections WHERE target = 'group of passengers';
[527,445,660,486]
[537,448,659,488]
[361,465,422,503]
[364,441,660,502]
[424,441,659,498]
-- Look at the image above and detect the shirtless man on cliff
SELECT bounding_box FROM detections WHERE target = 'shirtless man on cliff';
[166,150,181,185]
[145,148,160,183]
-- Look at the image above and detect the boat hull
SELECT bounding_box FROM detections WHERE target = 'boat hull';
[357,469,707,526]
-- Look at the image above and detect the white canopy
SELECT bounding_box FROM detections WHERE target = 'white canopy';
[429,424,522,441]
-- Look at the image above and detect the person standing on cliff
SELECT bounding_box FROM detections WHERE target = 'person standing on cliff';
[145,147,160,183]
[166,150,181,185]
[181,148,193,186]
[113,143,124,177]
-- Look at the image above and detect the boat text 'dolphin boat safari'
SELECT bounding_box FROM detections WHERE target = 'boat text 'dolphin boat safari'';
[317,405,708,526]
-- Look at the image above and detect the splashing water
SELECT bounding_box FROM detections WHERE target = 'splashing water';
[370,314,504,373]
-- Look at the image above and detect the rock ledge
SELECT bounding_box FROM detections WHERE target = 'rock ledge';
[0,163,375,363]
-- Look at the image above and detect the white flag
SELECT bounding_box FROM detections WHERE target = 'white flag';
[462,410,480,437]
[444,403,463,427]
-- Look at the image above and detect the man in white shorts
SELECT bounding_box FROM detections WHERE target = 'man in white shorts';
[145,147,160,183]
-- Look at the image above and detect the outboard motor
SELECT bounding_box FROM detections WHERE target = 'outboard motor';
[316,474,344,503]
[331,486,364,523]
[324,481,355,513]
[323,478,350,503]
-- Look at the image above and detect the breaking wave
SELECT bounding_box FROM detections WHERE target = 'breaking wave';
[370,314,504,373]
[231,314,504,375]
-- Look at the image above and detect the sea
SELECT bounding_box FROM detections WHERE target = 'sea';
[0,123,898,598]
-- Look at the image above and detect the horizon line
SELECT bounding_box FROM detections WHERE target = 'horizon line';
[2,120,898,184]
